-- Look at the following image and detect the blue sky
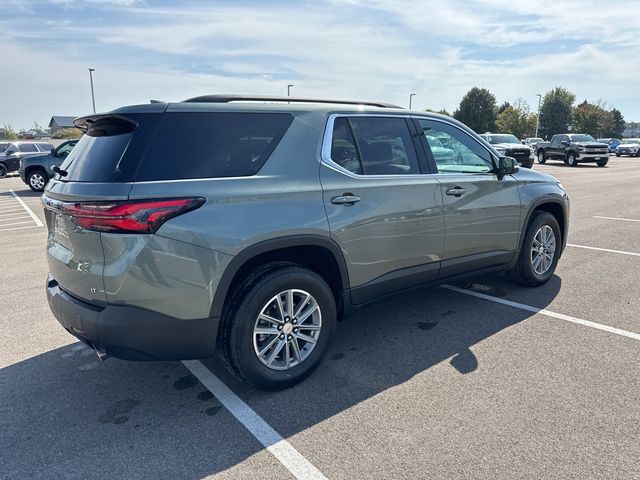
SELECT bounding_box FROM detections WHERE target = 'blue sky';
[1,0,639,129]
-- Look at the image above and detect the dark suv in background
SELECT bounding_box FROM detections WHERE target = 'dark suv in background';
[44,95,569,389]
[19,139,78,191]
[0,141,54,177]
[536,134,609,167]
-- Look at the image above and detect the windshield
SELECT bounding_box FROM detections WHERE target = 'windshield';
[487,134,519,144]
[0,143,8,153]
[569,134,595,142]
[621,138,640,144]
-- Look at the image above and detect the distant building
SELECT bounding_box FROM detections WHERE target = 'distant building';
[48,116,77,135]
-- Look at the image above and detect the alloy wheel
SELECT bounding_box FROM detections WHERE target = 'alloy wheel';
[530,225,556,275]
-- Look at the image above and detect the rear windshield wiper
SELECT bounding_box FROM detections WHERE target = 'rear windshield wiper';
[52,166,68,177]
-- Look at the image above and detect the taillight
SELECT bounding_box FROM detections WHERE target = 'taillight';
[62,197,205,233]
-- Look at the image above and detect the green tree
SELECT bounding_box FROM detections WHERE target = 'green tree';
[539,86,576,139]
[495,98,537,139]
[52,128,83,139]
[453,87,497,133]
[2,124,18,140]
[606,108,625,138]
[573,101,603,136]
[497,101,511,115]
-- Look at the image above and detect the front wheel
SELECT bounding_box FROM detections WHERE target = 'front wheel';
[565,152,577,167]
[596,160,609,167]
[509,212,561,287]
[537,151,546,164]
[0,163,7,178]
[615,152,621,157]
[28,169,48,191]
[218,264,337,390]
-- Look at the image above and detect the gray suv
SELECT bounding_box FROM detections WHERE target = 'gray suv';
[43,95,569,389]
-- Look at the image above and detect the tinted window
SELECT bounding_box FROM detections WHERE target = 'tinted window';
[36,143,54,152]
[330,117,362,174]
[19,144,38,152]
[58,116,140,182]
[418,119,493,174]
[0,143,9,153]
[348,117,419,175]
[136,112,293,181]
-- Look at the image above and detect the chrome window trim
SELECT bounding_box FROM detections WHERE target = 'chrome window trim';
[321,113,498,179]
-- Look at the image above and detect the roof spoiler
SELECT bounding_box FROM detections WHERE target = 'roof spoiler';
[182,94,402,109]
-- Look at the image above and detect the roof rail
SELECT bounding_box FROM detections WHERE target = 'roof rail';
[182,94,401,109]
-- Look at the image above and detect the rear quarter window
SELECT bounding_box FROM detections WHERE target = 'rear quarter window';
[135,112,294,181]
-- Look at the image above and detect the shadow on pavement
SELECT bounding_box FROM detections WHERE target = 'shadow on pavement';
[0,273,561,478]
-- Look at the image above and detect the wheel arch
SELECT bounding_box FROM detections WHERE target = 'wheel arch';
[520,199,567,257]
[210,235,350,320]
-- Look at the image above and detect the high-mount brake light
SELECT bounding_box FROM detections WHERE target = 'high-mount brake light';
[62,197,205,233]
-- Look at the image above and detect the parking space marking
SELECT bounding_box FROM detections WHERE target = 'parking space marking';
[593,215,640,223]
[567,243,640,257]
[182,360,328,480]
[9,189,43,226]
[442,285,640,341]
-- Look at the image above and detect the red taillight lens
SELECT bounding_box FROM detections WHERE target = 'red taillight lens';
[62,197,205,233]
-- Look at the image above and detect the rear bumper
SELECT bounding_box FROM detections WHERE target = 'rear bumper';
[46,274,219,360]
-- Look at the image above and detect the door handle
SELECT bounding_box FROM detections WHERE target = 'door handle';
[445,187,466,197]
[331,194,361,205]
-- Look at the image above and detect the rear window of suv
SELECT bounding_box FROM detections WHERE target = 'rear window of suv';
[58,112,293,182]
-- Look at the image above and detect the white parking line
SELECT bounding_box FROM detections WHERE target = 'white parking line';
[182,360,328,480]
[593,215,640,223]
[0,225,41,232]
[442,285,640,341]
[567,243,640,257]
[9,190,43,227]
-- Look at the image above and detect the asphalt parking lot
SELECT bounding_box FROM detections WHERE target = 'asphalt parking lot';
[1,159,639,480]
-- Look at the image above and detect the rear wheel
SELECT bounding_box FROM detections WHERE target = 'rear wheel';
[509,212,561,287]
[537,150,546,164]
[596,159,609,167]
[565,152,577,167]
[218,264,337,390]
[0,163,7,178]
[28,169,48,191]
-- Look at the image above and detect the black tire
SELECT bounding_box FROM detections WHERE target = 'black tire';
[537,150,546,164]
[0,163,7,178]
[615,152,621,157]
[218,263,337,390]
[509,211,561,287]
[565,152,577,167]
[27,169,48,192]
[596,160,608,167]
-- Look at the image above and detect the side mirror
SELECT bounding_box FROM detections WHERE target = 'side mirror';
[6,149,16,156]
[497,156,519,178]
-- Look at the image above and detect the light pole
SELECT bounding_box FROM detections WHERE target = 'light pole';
[89,68,96,114]
[287,84,294,97]
[535,93,542,138]
[409,93,416,110]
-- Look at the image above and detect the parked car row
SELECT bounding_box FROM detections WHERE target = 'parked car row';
[0,140,78,191]
[0,141,54,178]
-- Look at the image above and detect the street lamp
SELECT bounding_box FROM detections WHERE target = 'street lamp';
[409,93,416,110]
[535,93,542,138]
[287,84,294,97]
[89,68,96,114]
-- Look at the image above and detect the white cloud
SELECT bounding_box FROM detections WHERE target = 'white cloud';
[1,0,639,128]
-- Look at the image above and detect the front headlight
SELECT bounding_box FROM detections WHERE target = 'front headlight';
[495,147,506,153]
[556,182,565,191]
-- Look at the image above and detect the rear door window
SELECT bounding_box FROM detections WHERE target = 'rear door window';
[135,112,294,181]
